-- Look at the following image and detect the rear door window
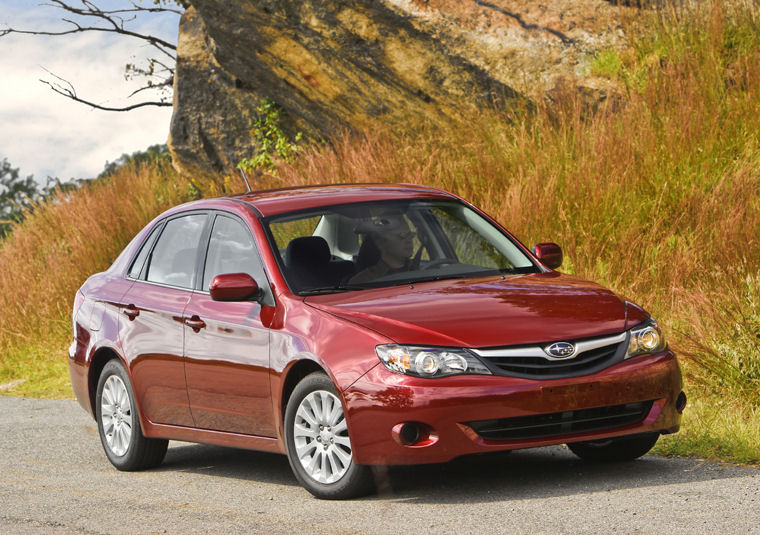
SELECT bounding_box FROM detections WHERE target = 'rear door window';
[145,214,207,288]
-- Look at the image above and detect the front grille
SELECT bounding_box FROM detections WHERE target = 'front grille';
[471,332,627,379]
[488,344,621,377]
[466,400,654,441]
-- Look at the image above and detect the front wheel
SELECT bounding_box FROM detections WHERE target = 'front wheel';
[95,359,168,471]
[567,433,659,462]
[284,372,373,499]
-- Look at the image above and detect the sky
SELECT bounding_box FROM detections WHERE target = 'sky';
[0,0,181,183]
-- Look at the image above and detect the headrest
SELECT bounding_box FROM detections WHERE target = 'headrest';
[354,211,405,234]
[355,236,381,270]
[286,236,331,266]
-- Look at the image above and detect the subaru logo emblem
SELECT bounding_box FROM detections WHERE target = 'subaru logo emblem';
[544,342,576,359]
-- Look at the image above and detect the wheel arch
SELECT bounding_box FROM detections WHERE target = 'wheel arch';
[88,346,124,417]
[280,359,327,424]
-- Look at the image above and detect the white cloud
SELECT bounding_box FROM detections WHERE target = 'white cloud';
[0,0,181,182]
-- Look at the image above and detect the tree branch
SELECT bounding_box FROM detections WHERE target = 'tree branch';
[126,78,173,99]
[2,0,178,53]
[2,24,176,54]
[1,1,182,112]
[40,70,171,112]
[4,22,175,53]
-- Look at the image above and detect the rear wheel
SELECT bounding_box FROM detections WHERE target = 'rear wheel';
[567,433,659,462]
[95,359,168,470]
[284,372,373,499]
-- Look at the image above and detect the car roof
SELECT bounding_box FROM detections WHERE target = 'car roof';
[226,183,459,217]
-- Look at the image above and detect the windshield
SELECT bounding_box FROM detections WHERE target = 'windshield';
[265,199,539,295]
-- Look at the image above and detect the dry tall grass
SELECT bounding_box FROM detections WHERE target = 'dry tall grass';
[272,0,760,459]
[0,161,204,396]
[0,0,757,459]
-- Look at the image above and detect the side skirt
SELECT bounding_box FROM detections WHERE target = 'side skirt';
[141,420,286,454]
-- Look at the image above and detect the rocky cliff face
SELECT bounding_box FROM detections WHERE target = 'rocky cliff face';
[169,0,632,176]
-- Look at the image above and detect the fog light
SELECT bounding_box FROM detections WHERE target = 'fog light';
[391,422,439,448]
[676,391,687,413]
[399,423,420,445]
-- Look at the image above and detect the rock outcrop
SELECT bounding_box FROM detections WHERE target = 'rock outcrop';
[169,0,632,176]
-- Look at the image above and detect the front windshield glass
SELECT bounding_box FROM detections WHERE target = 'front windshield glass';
[265,199,539,295]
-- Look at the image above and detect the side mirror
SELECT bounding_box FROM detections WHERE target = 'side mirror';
[209,273,261,301]
[532,242,563,270]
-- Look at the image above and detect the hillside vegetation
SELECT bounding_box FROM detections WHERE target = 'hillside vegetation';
[1,0,758,463]
[0,161,208,396]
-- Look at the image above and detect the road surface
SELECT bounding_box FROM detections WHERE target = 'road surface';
[1,397,758,534]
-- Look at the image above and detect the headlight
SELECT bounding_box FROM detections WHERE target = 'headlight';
[626,319,666,359]
[376,345,492,378]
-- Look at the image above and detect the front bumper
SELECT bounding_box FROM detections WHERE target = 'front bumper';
[343,350,682,465]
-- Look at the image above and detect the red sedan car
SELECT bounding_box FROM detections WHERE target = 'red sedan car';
[69,183,685,499]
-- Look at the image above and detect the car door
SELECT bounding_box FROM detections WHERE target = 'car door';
[118,212,209,427]
[183,213,275,437]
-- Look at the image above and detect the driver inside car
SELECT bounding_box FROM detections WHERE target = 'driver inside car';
[350,213,416,284]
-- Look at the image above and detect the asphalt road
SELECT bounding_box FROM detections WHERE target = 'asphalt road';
[1,397,758,535]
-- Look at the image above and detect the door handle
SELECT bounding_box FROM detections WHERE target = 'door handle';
[123,305,140,320]
[184,315,206,332]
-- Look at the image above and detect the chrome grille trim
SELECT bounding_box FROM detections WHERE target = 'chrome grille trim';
[471,332,626,360]
[470,332,628,379]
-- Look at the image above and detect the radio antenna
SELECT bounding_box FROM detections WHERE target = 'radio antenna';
[238,168,253,193]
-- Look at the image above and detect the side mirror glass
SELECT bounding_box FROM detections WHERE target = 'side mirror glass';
[532,242,563,270]
[209,273,261,301]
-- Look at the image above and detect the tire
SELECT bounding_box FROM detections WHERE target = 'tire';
[95,359,168,471]
[567,432,659,462]
[284,372,373,499]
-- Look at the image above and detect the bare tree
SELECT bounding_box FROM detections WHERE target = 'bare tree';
[1,0,184,112]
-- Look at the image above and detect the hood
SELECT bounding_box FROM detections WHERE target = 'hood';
[305,272,633,348]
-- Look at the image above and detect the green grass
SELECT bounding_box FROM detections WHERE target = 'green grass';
[0,161,211,398]
[1,0,759,465]
[654,398,760,466]
[0,343,72,399]
[590,49,624,79]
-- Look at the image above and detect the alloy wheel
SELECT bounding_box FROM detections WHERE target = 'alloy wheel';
[100,375,133,457]
[293,390,353,484]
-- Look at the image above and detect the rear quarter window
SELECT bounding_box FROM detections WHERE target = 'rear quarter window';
[128,223,163,279]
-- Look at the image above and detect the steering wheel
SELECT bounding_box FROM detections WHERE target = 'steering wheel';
[422,257,456,270]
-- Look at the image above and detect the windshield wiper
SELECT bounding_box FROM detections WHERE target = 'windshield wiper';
[499,266,541,275]
[401,274,471,285]
[299,284,373,295]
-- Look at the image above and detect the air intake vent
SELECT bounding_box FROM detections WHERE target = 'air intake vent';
[466,400,654,441]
